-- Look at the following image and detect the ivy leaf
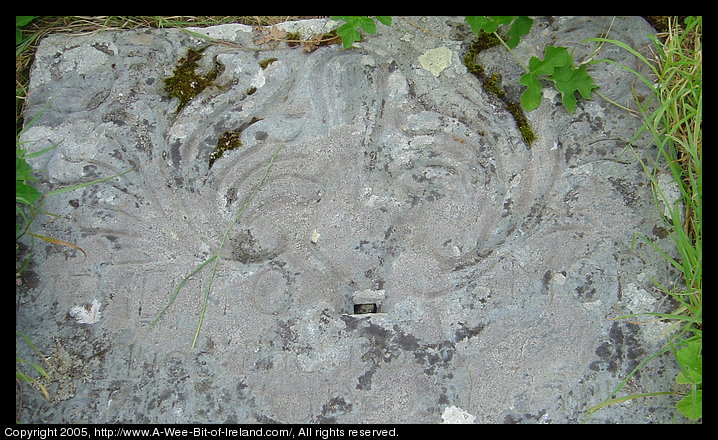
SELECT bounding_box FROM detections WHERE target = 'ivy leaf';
[519,46,571,112]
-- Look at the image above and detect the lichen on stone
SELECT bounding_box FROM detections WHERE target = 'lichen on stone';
[418,47,453,77]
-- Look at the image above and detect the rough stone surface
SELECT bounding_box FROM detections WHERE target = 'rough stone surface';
[17,17,685,423]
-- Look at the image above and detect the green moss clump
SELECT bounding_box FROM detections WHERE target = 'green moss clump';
[482,73,506,99]
[208,117,264,169]
[163,46,224,114]
[506,101,535,146]
[258,57,278,69]
[463,36,535,147]
[285,32,301,47]
[209,130,242,169]
[462,32,501,76]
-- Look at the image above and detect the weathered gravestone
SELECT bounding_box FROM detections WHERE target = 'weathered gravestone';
[17,17,684,423]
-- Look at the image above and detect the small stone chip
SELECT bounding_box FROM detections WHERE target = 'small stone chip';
[441,405,476,424]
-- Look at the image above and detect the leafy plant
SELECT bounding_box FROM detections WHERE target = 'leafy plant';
[16,152,41,211]
[16,144,58,237]
[331,16,595,113]
[584,16,702,422]
[16,16,36,46]
[330,16,392,49]
[519,45,598,113]
[464,16,532,49]
[464,16,597,114]
[674,340,702,419]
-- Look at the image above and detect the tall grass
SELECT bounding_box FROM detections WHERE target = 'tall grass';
[584,16,702,421]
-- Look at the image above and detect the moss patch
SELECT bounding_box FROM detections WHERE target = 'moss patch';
[285,32,301,48]
[163,46,224,114]
[208,117,264,169]
[209,129,243,169]
[258,57,278,69]
[463,35,535,147]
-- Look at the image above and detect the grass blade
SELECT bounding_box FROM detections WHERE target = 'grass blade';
[149,254,218,327]
[190,143,285,348]
[28,232,87,259]
[584,391,675,419]
[21,139,62,159]
[15,369,50,400]
[44,165,138,197]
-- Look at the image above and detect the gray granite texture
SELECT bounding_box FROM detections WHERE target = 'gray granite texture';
[17,16,686,423]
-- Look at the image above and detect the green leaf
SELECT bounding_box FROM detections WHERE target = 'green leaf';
[486,16,514,33]
[336,26,361,49]
[465,16,515,36]
[520,45,597,113]
[519,46,571,112]
[676,389,702,420]
[529,45,571,75]
[16,16,36,45]
[357,17,377,34]
[332,17,367,49]
[519,72,542,112]
[16,181,41,206]
[675,340,702,385]
[16,157,36,182]
[16,16,36,27]
[375,16,392,26]
[552,64,597,113]
[464,16,532,48]
[331,16,391,49]
[465,16,490,35]
[506,16,533,49]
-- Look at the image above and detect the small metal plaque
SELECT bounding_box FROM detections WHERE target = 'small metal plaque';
[354,303,378,314]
